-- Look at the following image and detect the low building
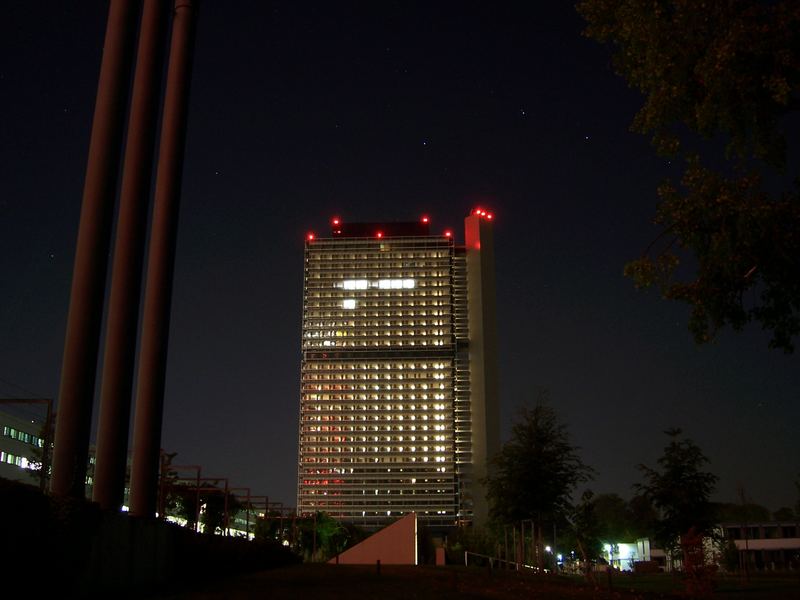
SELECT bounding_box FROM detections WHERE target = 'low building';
[721,521,800,570]
[0,410,46,484]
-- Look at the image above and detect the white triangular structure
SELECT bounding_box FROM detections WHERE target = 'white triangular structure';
[329,512,418,565]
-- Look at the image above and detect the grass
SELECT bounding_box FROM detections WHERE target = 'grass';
[577,570,800,599]
[152,564,800,599]
[154,563,664,599]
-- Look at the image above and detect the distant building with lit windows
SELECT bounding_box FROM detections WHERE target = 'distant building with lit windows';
[0,410,46,483]
[297,209,498,528]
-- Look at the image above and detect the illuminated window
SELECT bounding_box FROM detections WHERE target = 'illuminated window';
[343,279,369,290]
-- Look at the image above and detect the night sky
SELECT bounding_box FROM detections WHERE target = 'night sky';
[1,2,797,511]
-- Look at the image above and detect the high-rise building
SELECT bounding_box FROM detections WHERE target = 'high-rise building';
[297,209,498,528]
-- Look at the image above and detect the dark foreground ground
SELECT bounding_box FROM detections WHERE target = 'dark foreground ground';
[150,564,800,600]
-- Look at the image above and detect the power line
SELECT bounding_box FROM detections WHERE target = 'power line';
[0,376,50,421]
[0,375,42,399]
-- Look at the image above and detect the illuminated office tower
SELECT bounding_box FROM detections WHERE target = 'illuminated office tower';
[297,209,498,528]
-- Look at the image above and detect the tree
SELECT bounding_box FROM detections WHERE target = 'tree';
[628,493,658,540]
[564,490,603,585]
[577,0,800,352]
[772,506,795,521]
[795,473,800,518]
[200,488,241,535]
[168,482,200,529]
[590,492,658,541]
[592,493,633,541]
[291,512,360,562]
[717,501,770,524]
[486,402,593,525]
[635,429,718,555]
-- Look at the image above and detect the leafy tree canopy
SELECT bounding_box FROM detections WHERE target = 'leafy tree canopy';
[635,428,718,552]
[573,493,658,543]
[772,506,796,521]
[201,488,241,535]
[716,501,771,523]
[292,512,363,561]
[486,402,593,525]
[592,493,637,541]
[628,493,658,540]
[578,0,800,352]
[795,474,800,517]
[569,490,604,561]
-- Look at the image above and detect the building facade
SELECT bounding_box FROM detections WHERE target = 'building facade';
[296,210,498,528]
[722,522,800,571]
[0,410,46,485]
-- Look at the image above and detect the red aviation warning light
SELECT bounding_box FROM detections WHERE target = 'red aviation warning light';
[376,231,383,238]
[307,232,315,241]
[331,216,341,226]
[443,230,452,238]
[472,207,494,220]
[421,215,430,224]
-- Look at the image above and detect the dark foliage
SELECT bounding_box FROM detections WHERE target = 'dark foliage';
[635,428,718,554]
[569,490,603,561]
[578,0,800,352]
[716,501,771,523]
[486,403,593,525]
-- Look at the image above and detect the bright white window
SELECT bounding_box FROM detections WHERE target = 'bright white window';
[342,279,369,290]
[343,299,356,309]
[376,278,414,289]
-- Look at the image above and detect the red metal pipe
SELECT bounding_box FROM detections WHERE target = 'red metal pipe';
[93,0,169,512]
[51,0,138,498]
[129,0,198,517]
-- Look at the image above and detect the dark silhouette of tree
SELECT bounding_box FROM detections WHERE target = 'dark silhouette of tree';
[570,490,603,560]
[164,481,241,534]
[717,501,770,523]
[591,493,633,541]
[795,474,800,518]
[635,428,718,556]
[254,509,287,543]
[628,493,658,540]
[578,0,800,352]
[201,488,241,535]
[548,490,603,586]
[168,482,200,529]
[772,506,795,521]
[486,402,593,525]
[292,512,363,562]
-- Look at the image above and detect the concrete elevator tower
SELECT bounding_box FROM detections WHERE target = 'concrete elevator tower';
[464,209,500,526]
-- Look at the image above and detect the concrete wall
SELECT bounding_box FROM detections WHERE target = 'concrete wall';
[331,513,417,565]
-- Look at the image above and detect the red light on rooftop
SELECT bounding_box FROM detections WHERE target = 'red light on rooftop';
[421,215,429,223]
[486,213,493,220]
[331,216,341,226]
[473,207,482,215]
[376,231,383,238]
[307,232,315,241]
[444,230,452,238]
